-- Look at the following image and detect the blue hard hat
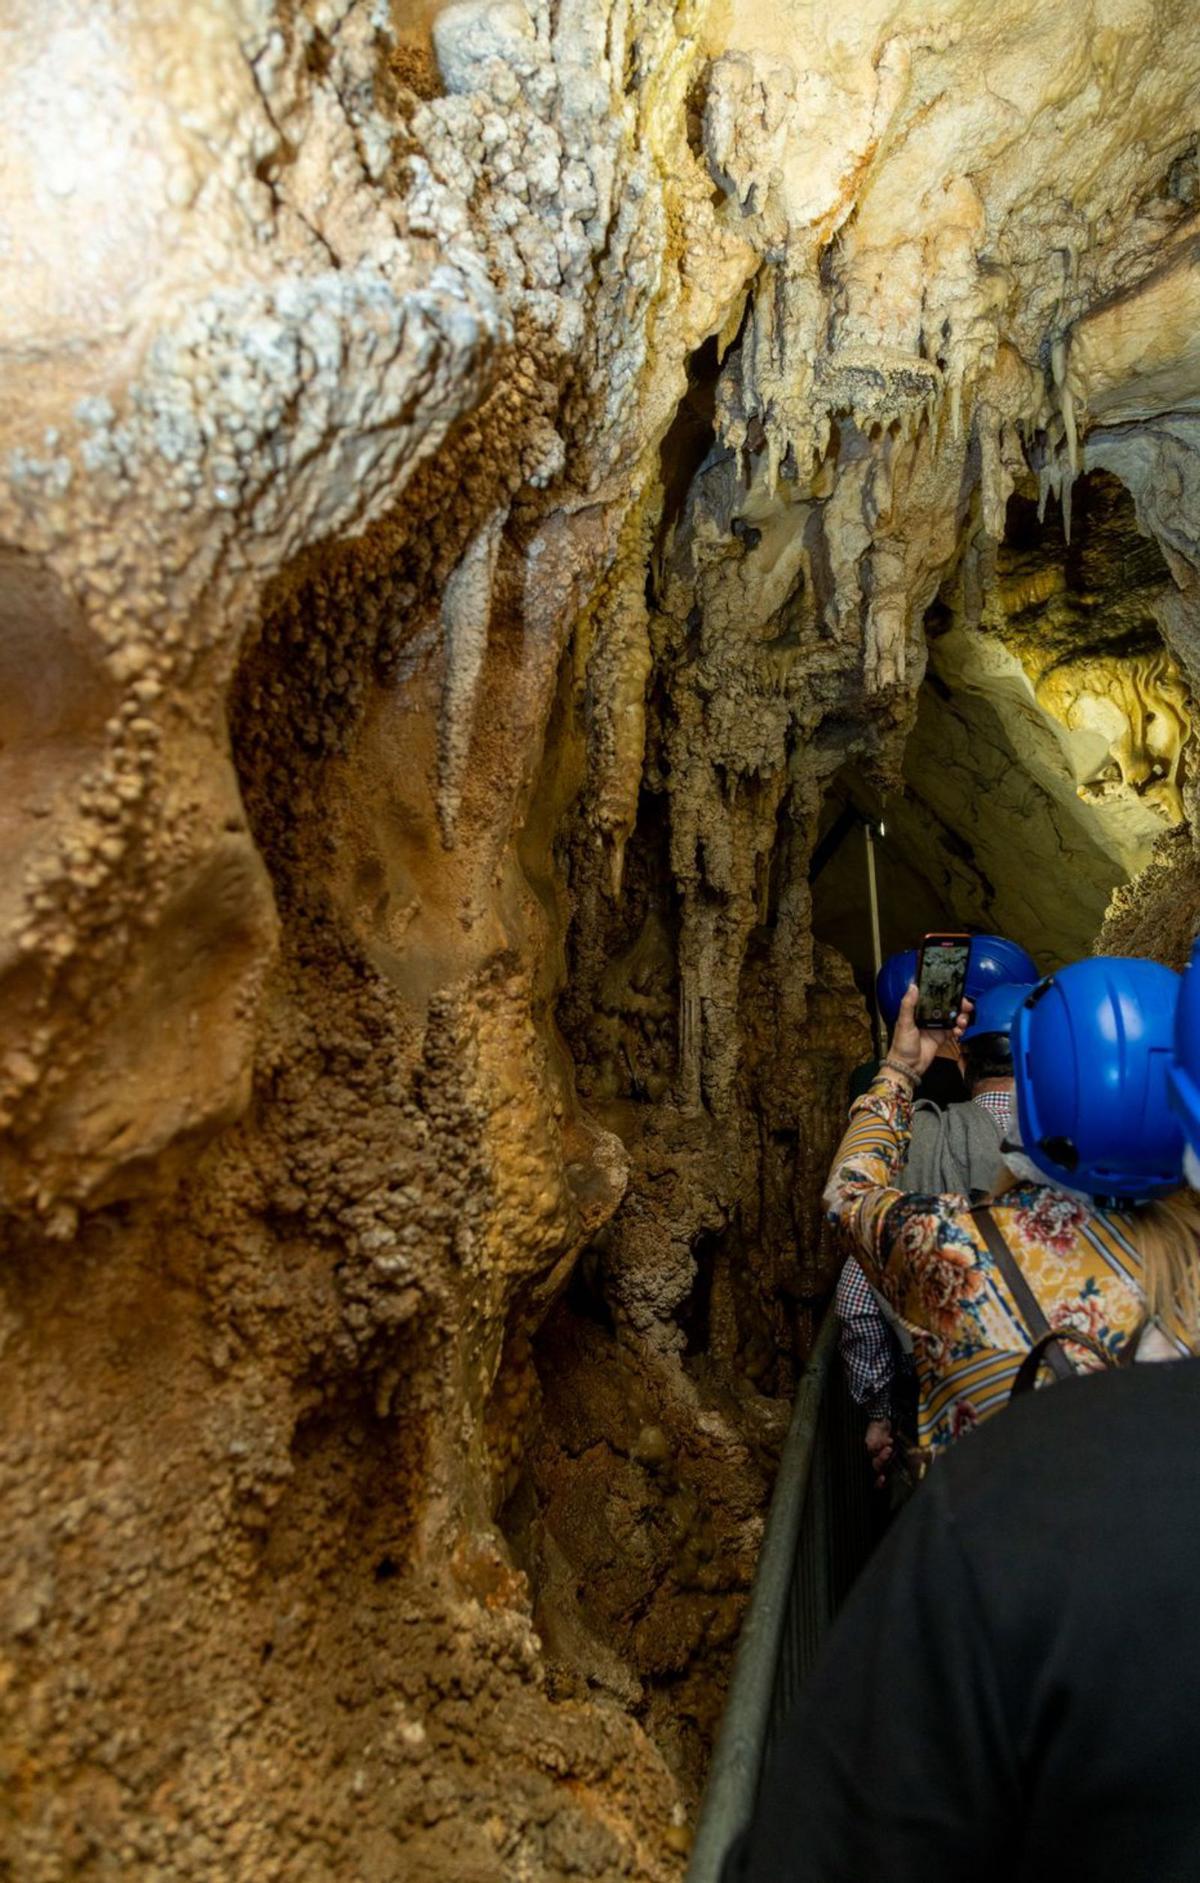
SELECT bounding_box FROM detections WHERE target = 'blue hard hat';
[962,981,1035,1042]
[964,935,1040,1001]
[1169,936,1200,1159]
[878,935,1039,1032]
[876,949,917,1030]
[1013,957,1184,1199]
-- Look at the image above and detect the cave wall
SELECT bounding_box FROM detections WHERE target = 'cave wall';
[4,2,1200,1877]
[815,471,1194,982]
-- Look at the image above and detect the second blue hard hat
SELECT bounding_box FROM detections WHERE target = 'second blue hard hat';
[876,949,918,1030]
[962,980,1034,1041]
[1169,936,1200,1164]
[1013,956,1184,1199]
[876,934,1041,1032]
[965,935,1040,1000]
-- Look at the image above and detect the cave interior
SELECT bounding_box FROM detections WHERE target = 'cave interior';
[3,3,1200,1879]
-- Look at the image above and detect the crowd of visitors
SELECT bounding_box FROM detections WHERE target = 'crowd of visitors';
[724,930,1200,1882]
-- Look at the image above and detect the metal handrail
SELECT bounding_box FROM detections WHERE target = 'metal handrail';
[687,1308,877,1881]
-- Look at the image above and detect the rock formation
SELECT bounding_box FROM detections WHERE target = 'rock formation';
[3,1,1200,1876]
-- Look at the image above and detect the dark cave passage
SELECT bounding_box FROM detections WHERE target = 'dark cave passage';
[814,470,1186,1009]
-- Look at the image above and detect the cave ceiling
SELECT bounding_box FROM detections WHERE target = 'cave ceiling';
[4,1,1200,1876]
[4,0,1200,1207]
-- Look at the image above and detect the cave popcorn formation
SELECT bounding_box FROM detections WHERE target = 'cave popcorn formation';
[3,0,1200,1876]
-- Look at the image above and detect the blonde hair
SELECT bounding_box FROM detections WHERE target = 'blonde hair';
[1132,1188,1200,1350]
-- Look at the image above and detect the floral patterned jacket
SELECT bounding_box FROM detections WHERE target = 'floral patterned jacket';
[825,1071,1189,1455]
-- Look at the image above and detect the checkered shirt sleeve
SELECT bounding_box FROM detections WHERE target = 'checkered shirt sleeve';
[835,1257,895,1421]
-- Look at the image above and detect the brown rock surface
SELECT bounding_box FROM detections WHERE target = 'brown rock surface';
[4,2,1200,1878]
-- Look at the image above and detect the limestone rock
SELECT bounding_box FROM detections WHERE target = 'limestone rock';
[5,0,1200,1874]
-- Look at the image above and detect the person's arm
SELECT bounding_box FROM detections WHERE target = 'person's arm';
[835,1259,897,1482]
[824,1066,917,1276]
[834,1260,895,1418]
[824,987,969,1290]
[723,1468,1019,1883]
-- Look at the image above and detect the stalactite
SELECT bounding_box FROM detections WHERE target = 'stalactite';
[438,508,506,847]
[6,2,1200,1876]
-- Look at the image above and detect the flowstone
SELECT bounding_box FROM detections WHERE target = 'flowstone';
[5,1,1200,1876]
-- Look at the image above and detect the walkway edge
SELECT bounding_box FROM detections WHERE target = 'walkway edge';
[686,1311,839,1882]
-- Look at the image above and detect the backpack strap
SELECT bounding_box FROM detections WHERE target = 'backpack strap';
[971,1204,1076,1386]
[1010,1328,1116,1398]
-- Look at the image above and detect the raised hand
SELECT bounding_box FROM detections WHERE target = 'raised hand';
[887,982,972,1078]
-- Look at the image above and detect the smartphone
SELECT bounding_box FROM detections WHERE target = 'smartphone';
[915,932,971,1029]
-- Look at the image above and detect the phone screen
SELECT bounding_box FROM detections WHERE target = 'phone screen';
[916,936,971,1028]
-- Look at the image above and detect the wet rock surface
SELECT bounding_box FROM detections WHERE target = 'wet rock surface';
[3,1,1200,1877]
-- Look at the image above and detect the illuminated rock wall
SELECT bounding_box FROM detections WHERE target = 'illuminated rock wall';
[3,2,1200,1876]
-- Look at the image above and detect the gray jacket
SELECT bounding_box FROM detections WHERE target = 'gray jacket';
[897,1098,1006,1198]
